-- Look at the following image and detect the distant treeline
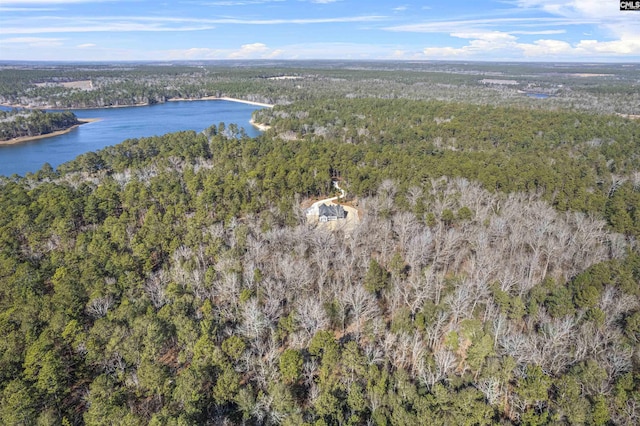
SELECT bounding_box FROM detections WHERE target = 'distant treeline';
[0,62,638,114]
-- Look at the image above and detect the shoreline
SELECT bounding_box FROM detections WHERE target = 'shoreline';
[0,102,150,111]
[0,118,101,146]
[168,96,275,108]
[1,96,275,111]
[616,113,640,120]
[249,118,271,132]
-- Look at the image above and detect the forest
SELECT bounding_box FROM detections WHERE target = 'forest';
[0,109,80,141]
[0,61,638,115]
[0,63,639,425]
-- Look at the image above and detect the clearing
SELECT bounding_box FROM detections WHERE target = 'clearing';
[305,181,361,235]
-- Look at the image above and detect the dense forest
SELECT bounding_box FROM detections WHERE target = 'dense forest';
[0,63,639,425]
[0,109,80,141]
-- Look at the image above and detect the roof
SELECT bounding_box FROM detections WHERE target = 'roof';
[319,203,345,218]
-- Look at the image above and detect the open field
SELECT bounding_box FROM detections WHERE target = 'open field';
[35,80,93,90]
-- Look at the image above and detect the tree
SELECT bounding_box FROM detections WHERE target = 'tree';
[363,258,389,296]
[279,349,303,384]
[517,365,551,409]
[0,379,37,425]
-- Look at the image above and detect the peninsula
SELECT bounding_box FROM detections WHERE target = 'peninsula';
[0,110,98,145]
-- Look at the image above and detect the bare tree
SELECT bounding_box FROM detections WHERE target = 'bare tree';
[419,348,456,389]
[426,311,449,351]
[295,297,329,344]
[393,211,419,250]
[445,284,473,324]
[405,186,423,209]
[240,299,270,341]
[86,295,115,318]
[476,377,503,406]
[144,269,168,309]
[345,284,380,339]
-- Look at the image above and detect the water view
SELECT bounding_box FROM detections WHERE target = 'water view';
[0,100,264,176]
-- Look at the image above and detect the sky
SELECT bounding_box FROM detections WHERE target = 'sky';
[0,0,638,62]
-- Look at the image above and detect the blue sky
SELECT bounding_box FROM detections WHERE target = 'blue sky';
[0,0,638,61]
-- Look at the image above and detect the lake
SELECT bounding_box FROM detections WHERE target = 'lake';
[0,100,264,177]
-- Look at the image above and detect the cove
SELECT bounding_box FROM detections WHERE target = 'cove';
[0,100,264,177]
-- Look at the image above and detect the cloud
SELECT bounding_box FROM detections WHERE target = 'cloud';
[226,42,285,59]
[198,0,284,6]
[3,0,637,61]
[385,1,635,38]
[161,43,284,60]
[229,42,270,58]
[576,38,640,55]
[265,48,284,58]
[163,47,226,59]
[422,46,466,57]
[0,7,57,11]
[510,0,638,38]
[518,39,573,56]
[0,22,215,34]
[263,42,413,60]
[200,15,384,25]
[390,1,640,61]
[451,31,518,42]
[0,36,64,46]
[423,31,518,58]
[0,0,119,4]
[512,0,617,18]
[421,30,640,60]
[163,42,416,61]
[510,29,566,35]
[0,14,386,35]
[385,17,587,33]
[1,36,56,42]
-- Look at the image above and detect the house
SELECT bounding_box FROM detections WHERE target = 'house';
[318,203,346,222]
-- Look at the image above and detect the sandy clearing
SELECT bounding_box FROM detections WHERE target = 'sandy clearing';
[305,181,360,235]
[35,80,93,90]
[307,203,360,235]
[250,118,271,131]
